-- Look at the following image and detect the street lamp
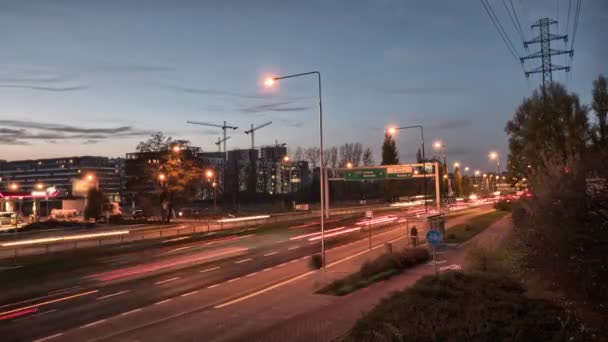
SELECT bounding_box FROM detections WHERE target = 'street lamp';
[464,166,470,172]
[283,155,290,162]
[453,162,460,170]
[265,71,327,268]
[158,173,166,182]
[35,183,44,190]
[386,125,428,214]
[475,170,480,176]
[346,162,353,169]
[205,169,217,211]
[172,145,181,153]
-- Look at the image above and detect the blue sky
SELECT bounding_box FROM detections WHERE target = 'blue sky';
[0,0,606,172]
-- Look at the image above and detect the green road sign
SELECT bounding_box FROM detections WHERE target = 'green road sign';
[387,172,413,179]
[344,168,387,180]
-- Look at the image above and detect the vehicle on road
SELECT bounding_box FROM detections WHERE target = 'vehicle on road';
[132,209,147,220]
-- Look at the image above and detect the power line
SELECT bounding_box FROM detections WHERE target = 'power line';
[502,0,525,41]
[508,0,526,41]
[570,0,581,50]
[480,0,520,62]
[565,0,572,44]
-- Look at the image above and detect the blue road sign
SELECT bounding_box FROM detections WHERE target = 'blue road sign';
[426,229,442,246]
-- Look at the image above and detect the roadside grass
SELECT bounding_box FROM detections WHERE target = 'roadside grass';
[444,210,508,243]
[318,248,430,296]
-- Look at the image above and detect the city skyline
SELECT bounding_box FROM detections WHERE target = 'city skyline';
[0,1,606,171]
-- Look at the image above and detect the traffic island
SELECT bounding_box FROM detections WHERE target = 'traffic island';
[317,247,430,296]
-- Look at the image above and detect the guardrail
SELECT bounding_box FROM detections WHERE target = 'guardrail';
[0,204,404,262]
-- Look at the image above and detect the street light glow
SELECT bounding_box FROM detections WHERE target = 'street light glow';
[489,151,498,160]
[453,162,460,168]
[474,170,480,176]
[387,127,397,135]
[205,170,214,178]
[35,183,44,190]
[9,183,18,190]
[172,145,181,152]
[433,141,442,149]
[346,162,353,169]
[158,173,166,181]
[464,166,470,172]
[283,156,290,162]
[86,174,95,182]
[264,78,275,87]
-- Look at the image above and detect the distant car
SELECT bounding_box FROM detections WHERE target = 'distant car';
[132,210,147,220]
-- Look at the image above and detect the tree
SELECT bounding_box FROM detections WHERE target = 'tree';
[505,83,589,180]
[159,157,204,223]
[293,146,304,161]
[352,143,363,166]
[304,147,320,168]
[136,132,173,152]
[329,147,339,168]
[591,75,608,149]
[461,175,473,197]
[362,148,375,166]
[84,188,104,220]
[453,166,463,197]
[381,132,399,165]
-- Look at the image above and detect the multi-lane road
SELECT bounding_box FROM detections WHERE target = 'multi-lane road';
[0,204,491,341]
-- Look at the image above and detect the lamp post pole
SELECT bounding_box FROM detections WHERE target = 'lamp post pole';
[266,71,326,269]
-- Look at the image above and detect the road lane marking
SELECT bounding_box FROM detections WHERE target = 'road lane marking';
[97,290,130,300]
[121,308,142,316]
[155,299,171,305]
[234,258,252,264]
[181,291,198,297]
[166,246,191,253]
[277,263,286,267]
[0,290,99,317]
[200,266,220,273]
[207,284,220,289]
[154,277,180,285]
[288,246,300,250]
[82,319,106,328]
[162,236,190,243]
[263,251,278,256]
[227,277,240,283]
[33,333,63,342]
[262,268,272,272]
[246,272,258,277]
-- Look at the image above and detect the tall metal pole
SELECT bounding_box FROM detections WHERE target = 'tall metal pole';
[271,71,325,269]
[223,120,228,161]
[419,127,428,216]
[434,161,440,212]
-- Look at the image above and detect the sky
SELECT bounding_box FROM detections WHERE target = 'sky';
[0,0,606,172]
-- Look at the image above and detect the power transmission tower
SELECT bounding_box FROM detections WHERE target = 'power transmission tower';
[520,18,573,95]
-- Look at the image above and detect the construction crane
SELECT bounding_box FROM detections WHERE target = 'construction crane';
[244,121,272,151]
[187,120,238,160]
[214,136,231,153]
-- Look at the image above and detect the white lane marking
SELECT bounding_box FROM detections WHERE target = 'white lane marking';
[207,284,220,289]
[262,268,272,272]
[166,246,191,253]
[289,259,297,263]
[154,277,180,285]
[263,251,278,256]
[234,258,252,264]
[287,246,300,250]
[227,277,240,283]
[246,272,258,277]
[82,319,106,328]
[121,308,142,316]
[427,260,447,265]
[33,333,63,342]
[200,266,220,273]
[277,263,286,267]
[155,299,171,305]
[162,236,190,243]
[181,291,198,297]
[97,290,130,300]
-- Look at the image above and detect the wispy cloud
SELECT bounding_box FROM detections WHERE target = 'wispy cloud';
[240,102,310,113]
[0,84,86,92]
[86,64,175,73]
[169,85,266,99]
[0,120,153,145]
[384,86,465,95]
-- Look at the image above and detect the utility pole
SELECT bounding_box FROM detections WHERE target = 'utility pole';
[521,18,573,97]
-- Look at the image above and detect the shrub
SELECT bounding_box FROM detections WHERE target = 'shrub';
[345,272,579,342]
[108,215,124,224]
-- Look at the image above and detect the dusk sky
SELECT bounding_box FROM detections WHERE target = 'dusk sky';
[0,0,606,171]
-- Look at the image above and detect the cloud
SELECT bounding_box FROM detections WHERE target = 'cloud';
[86,64,175,73]
[240,102,310,113]
[384,86,465,95]
[0,84,86,92]
[169,85,266,100]
[431,119,472,130]
[0,120,153,145]
[83,140,100,145]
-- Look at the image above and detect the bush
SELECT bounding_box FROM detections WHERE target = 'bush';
[345,272,580,342]
[108,215,124,224]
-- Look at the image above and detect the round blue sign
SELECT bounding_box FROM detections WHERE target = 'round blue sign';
[426,229,442,246]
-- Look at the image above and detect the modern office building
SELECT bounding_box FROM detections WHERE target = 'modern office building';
[0,156,123,200]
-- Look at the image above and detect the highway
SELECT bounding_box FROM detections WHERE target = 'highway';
[0,205,491,341]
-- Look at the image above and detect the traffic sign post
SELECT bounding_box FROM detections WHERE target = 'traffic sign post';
[426,229,442,275]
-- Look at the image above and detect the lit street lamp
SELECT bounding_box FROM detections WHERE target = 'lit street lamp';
[205,169,217,211]
[9,183,18,190]
[346,162,353,169]
[265,71,327,268]
[387,125,428,214]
